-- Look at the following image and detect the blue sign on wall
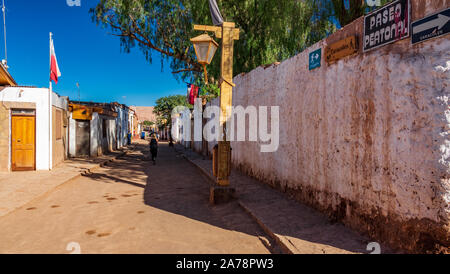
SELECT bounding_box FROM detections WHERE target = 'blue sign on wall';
[412,8,450,45]
[309,48,321,71]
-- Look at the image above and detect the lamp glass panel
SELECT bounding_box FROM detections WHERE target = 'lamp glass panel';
[207,43,218,64]
[194,42,210,63]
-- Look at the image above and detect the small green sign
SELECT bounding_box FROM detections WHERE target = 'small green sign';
[309,48,321,70]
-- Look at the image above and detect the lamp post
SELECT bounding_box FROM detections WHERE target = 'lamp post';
[191,22,239,204]
[190,34,219,85]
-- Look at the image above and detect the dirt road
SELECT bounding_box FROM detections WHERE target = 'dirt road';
[0,141,271,254]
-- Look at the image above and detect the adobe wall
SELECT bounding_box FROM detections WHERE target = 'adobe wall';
[225,0,450,253]
[0,102,9,171]
[52,106,66,168]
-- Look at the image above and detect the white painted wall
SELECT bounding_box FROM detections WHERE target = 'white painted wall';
[114,105,129,148]
[69,111,118,157]
[128,110,135,136]
[0,87,67,170]
[172,116,181,142]
[52,93,68,110]
[109,118,116,151]
[90,112,99,157]
[68,112,76,157]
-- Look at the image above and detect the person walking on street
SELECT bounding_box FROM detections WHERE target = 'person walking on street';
[150,133,159,165]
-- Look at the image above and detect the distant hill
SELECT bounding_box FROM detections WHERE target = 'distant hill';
[131,106,157,123]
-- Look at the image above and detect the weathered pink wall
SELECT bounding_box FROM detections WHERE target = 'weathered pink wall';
[212,0,450,253]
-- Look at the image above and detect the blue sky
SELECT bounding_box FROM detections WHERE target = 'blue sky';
[3,0,187,106]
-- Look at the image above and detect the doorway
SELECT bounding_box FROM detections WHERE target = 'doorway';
[11,110,36,171]
[75,120,90,157]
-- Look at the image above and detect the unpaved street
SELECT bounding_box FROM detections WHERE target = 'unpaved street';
[0,141,271,254]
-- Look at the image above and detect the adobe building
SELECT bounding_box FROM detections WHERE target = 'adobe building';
[128,108,139,138]
[0,63,68,171]
[68,101,118,158]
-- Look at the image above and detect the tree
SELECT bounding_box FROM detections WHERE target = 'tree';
[143,120,155,127]
[153,94,192,143]
[329,0,393,27]
[90,0,335,83]
[330,0,365,27]
[91,1,202,80]
[153,94,191,127]
[91,1,396,83]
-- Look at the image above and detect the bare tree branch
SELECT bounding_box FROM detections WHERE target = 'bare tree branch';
[172,68,197,74]
[104,15,202,73]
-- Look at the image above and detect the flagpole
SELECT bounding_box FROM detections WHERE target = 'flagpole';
[49,32,52,170]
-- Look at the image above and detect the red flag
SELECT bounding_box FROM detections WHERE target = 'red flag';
[50,37,61,84]
[193,85,199,103]
[189,85,199,105]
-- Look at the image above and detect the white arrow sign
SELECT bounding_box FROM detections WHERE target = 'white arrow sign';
[413,14,450,34]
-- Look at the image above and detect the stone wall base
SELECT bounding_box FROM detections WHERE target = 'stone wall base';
[234,163,450,254]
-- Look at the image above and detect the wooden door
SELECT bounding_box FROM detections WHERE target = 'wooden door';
[11,116,36,171]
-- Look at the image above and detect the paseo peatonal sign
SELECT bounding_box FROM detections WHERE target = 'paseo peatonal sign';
[363,0,411,52]
[325,36,358,64]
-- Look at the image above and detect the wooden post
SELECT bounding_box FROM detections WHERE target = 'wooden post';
[193,22,239,200]
[217,22,238,186]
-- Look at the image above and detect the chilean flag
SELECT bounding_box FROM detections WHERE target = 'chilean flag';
[188,84,199,105]
[50,37,61,84]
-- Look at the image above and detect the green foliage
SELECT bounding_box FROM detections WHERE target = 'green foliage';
[187,0,336,81]
[199,83,220,98]
[90,1,395,83]
[153,95,192,128]
[142,120,154,127]
[190,76,220,99]
[90,0,336,83]
[329,0,394,27]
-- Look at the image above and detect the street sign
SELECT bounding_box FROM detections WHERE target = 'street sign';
[309,48,321,70]
[325,36,358,64]
[412,8,450,45]
[363,0,410,52]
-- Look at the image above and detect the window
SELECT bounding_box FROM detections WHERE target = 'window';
[56,110,62,140]
[11,109,35,116]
